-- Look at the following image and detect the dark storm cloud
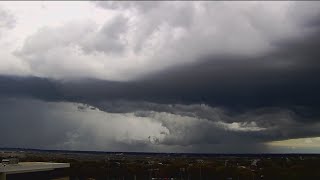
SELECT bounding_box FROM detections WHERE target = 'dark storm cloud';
[126,105,320,144]
[0,76,62,101]
[0,98,73,149]
[2,97,320,153]
[1,2,320,152]
[0,97,271,153]
[0,98,165,152]
[1,21,320,114]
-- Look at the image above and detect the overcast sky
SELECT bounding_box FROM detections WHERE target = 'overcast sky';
[0,1,320,153]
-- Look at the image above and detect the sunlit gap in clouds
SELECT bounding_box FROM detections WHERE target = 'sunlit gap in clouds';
[267,137,320,153]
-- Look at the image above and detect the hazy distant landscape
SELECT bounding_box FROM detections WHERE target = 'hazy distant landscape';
[2,148,320,180]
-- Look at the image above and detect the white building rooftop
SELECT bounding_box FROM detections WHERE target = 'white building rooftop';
[0,162,70,180]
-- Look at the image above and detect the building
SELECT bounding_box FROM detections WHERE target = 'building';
[0,161,70,180]
[1,159,19,165]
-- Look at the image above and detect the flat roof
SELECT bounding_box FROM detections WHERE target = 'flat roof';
[0,162,70,174]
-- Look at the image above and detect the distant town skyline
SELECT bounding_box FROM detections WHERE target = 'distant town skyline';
[0,1,320,153]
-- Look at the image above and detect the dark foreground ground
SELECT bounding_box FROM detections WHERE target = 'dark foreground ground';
[1,148,320,180]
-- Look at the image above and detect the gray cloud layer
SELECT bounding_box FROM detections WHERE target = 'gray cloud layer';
[11,1,320,81]
[1,21,320,151]
[1,2,320,152]
[0,6,15,36]
[1,97,320,153]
